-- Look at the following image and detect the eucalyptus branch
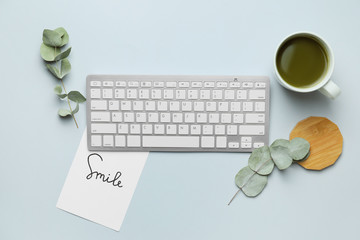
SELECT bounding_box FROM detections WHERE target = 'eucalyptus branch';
[40,27,86,128]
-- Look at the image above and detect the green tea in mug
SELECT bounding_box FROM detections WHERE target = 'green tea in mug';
[276,36,328,88]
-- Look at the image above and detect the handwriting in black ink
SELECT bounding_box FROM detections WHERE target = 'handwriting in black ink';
[86,153,123,188]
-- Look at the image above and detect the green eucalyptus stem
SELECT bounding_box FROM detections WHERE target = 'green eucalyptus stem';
[228,189,241,206]
[60,79,79,128]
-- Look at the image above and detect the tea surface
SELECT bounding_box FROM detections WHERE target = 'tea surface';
[276,36,328,88]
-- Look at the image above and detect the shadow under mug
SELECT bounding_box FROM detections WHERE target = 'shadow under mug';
[274,32,341,99]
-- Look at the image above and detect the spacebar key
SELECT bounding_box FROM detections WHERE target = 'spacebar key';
[142,136,200,148]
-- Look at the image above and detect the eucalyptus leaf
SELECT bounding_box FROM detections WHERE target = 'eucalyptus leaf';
[289,137,310,161]
[270,139,292,170]
[72,102,79,114]
[248,146,274,175]
[40,43,61,61]
[235,166,267,197]
[54,27,69,47]
[68,91,86,103]
[54,85,62,94]
[58,108,72,117]
[54,86,67,99]
[46,64,61,79]
[54,47,71,61]
[42,29,63,47]
[60,58,71,78]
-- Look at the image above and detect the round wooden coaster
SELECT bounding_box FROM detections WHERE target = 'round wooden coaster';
[289,117,343,170]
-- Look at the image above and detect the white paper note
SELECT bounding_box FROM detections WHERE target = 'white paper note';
[57,130,148,231]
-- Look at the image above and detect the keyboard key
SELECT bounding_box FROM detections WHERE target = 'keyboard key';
[179,125,189,135]
[233,114,244,123]
[216,136,227,148]
[109,101,119,110]
[154,82,164,87]
[179,82,190,87]
[221,114,231,123]
[145,101,156,110]
[115,89,125,99]
[139,89,150,99]
[255,82,266,88]
[124,112,135,122]
[241,137,252,142]
[192,82,202,87]
[103,135,114,147]
[215,125,225,135]
[245,113,265,123]
[135,113,146,122]
[127,135,141,147]
[229,142,240,148]
[151,89,162,99]
[190,125,201,135]
[103,81,114,87]
[148,112,159,122]
[236,90,247,99]
[243,102,253,111]
[91,123,116,134]
[128,81,139,87]
[91,100,107,110]
[133,101,144,111]
[121,101,131,110]
[209,113,220,123]
[103,89,113,99]
[166,124,177,134]
[164,89,174,99]
[112,112,122,122]
[181,102,192,111]
[254,142,265,148]
[160,113,170,122]
[115,81,126,87]
[230,82,241,88]
[141,82,152,87]
[212,90,223,99]
[154,124,165,134]
[142,124,153,134]
[241,142,252,148]
[255,102,266,112]
[169,102,180,111]
[127,89,137,99]
[130,124,141,134]
[115,135,126,147]
[204,82,215,87]
[217,82,228,88]
[224,90,235,99]
[243,82,253,88]
[143,136,199,148]
[249,90,266,99]
[188,90,198,99]
[91,135,102,146]
[203,125,213,135]
[194,102,205,111]
[239,125,265,135]
[184,113,195,123]
[172,113,183,123]
[90,89,101,98]
[227,125,237,135]
[90,81,101,87]
[91,112,110,122]
[118,124,129,133]
[201,136,215,148]
[166,82,176,87]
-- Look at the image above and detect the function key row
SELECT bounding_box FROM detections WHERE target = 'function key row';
[90,81,266,88]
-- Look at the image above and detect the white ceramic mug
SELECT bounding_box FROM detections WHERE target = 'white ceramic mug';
[274,32,341,99]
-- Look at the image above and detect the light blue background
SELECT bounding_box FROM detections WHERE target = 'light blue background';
[1,0,359,239]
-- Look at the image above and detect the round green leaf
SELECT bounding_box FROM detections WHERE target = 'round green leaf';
[68,91,86,103]
[270,139,292,170]
[289,137,310,161]
[54,47,71,61]
[54,27,69,47]
[46,64,61,79]
[42,29,63,47]
[235,166,267,197]
[248,146,274,175]
[54,85,62,94]
[40,43,60,62]
[60,58,71,78]
[58,108,72,117]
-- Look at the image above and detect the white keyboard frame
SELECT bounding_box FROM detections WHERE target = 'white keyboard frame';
[86,75,270,152]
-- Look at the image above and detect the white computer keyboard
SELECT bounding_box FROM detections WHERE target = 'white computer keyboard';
[86,75,270,152]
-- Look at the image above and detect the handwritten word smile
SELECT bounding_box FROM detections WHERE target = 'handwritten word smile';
[86,153,123,188]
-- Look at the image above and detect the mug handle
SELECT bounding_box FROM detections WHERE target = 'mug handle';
[319,80,341,99]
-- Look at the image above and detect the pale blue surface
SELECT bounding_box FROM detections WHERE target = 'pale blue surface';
[1,0,359,239]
